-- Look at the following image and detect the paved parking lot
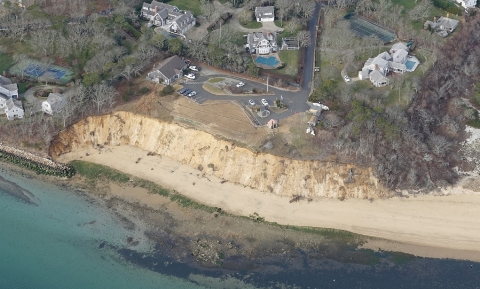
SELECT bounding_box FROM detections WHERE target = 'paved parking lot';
[174,2,321,126]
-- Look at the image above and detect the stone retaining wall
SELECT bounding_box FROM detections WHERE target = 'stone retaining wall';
[0,144,75,177]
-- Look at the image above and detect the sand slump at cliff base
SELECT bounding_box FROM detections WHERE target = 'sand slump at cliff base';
[50,111,388,200]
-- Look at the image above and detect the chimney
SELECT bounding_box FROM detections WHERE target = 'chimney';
[375,64,379,71]
[434,16,436,22]
[155,6,158,14]
[447,13,449,19]
[267,31,271,39]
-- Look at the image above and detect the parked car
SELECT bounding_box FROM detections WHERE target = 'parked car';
[344,75,350,82]
[261,99,268,106]
[188,91,197,97]
[236,82,245,87]
[185,73,196,80]
[183,89,192,96]
[178,88,187,94]
[248,99,255,106]
[189,66,198,72]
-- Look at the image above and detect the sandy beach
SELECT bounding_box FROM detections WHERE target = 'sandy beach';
[58,145,480,260]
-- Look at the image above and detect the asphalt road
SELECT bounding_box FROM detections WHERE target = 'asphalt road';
[180,3,321,126]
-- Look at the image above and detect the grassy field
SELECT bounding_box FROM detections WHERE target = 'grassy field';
[165,0,201,16]
[276,50,299,76]
[207,77,224,83]
[0,53,14,74]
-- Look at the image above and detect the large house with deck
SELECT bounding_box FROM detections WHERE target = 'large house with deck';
[246,31,278,55]
[140,1,196,35]
[358,43,420,87]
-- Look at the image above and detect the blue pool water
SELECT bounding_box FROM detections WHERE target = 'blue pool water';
[255,56,279,67]
[405,60,416,70]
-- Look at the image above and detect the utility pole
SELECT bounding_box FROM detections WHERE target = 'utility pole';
[267,75,269,92]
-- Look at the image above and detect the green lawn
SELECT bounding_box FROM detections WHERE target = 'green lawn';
[0,53,14,74]
[165,0,201,16]
[276,29,300,45]
[240,20,263,29]
[276,50,299,76]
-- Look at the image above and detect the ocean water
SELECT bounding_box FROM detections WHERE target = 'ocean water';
[0,168,205,289]
[1,167,480,289]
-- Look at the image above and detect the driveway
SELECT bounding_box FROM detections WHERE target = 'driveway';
[180,3,322,126]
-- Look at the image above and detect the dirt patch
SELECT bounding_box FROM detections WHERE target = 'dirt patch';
[172,98,268,146]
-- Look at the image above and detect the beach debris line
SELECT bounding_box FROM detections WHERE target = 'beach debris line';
[0,144,75,177]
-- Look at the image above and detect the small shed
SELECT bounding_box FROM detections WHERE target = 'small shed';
[267,119,278,129]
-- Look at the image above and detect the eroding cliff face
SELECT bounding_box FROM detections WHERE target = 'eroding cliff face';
[50,112,390,199]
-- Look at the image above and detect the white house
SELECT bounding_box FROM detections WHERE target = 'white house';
[458,0,477,8]
[255,6,274,22]
[4,98,24,120]
[147,55,188,85]
[140,1,196,35]
[358,42,420,87]
[42,93,65,115]
[246,31,278,54]
[0,76,18,99]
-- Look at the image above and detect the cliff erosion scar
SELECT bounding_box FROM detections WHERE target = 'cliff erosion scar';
[50,111,389,199]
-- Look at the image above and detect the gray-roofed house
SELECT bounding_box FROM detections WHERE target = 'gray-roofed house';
[369,70,389,87]
[42,93,65,115]
[255,6,274,22]
[390,43,409,54]
[424,16,459,37]
[4,98,24,120]
[140,0,196,35]
[147,55,188,85]
[0,76,18,99]
[246,31,278,54]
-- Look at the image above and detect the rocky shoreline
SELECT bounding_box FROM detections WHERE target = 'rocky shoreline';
[0,144,75,178]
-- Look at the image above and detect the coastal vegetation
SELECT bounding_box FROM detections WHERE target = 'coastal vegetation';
[306,2,480,191]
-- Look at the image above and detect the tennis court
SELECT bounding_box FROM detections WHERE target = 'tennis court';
[10,60,73,85]
[347,16,396,43]
[24,64,67,80]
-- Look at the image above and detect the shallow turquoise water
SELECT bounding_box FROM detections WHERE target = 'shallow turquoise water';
[0,169,204,289]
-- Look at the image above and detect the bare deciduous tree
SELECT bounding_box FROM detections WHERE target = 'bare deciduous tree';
[297,30,311,47]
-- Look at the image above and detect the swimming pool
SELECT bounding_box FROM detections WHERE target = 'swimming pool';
[405,60,416,70]
[255,56,279,67]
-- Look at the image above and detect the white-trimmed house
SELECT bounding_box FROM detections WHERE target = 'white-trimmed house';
[140,1,195,35]
[246,31,278,54]
[0,76,18,99]
[255,6,274,22]
[4,98,24,120]
[458,0,477,8]
[147,55,188,85]
[42,93,65,115]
